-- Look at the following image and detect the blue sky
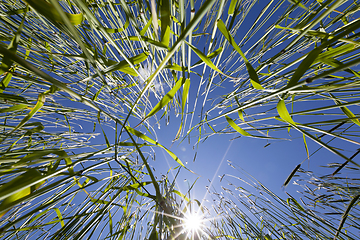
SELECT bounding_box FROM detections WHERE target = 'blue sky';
[117,1,360,226]
[78,1,360,237]
[2,0,360,238]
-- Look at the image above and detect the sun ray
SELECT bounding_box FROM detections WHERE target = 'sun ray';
[184,211,203,232]
[200,134,235,206]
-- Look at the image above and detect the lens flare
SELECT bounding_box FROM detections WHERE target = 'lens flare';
[184,212,203,233]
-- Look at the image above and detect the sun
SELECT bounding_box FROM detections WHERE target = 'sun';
[183,211,203,233]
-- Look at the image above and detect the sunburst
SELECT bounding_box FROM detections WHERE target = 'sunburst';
[183,211,203,233]
[180,210,209,239]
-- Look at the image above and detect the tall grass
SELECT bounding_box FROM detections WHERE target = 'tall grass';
[0,0,360,239]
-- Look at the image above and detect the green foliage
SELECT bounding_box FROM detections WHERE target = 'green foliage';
[0,0,360,239]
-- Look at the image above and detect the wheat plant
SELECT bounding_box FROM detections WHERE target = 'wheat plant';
[1,0,360,239]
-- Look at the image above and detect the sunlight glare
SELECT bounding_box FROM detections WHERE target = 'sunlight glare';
[184,212,203,233]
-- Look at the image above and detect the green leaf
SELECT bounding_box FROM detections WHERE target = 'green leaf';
[149,229,158,240]
[287,198,306,212]
[121,181,153,191]
[172,189,190,202]
[237,110,245,122]
[100,52,149,77]
[89,198,109,205]
[191,47,223,68]
[1,93,45,144]
[0,73,13,93]
[315,44,356,64]
[175,78,190,139]
[331,93,360,127]
[303,134,309,159]
[286,47,323,88]
[0,7,27,90]
[165,63,185,72]
[225,116,251,136]
[125,0,218,128]
[334,195,360,239]
[0,104,28,113]
[275,26,360,46]
[217,19,261,89]
[5,8,28,15]
[127,36,168,49]
[182,78,190,114]
[0,169,44,218]
[53,208,65,227]
[109,211,113,235]
[265,234,273,240]
[228,0,238,15]
[340,106,360,127]
[277,100,296,125]
[144,78,186,120]
[140,16,152,36]
[0,92,28,103]
[104,16,129,33]
[13,149,74,175]
[250,80,264,90]
[288,0,312,12]
[25,0,83,25]
[126,126,186,168]
[187,43,224,75]
[29,208,64,227]
[160,0,171,46]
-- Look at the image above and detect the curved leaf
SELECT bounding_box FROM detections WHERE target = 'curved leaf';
[217,19,261,89]
[225,115,251,136]
[277,100,296,125]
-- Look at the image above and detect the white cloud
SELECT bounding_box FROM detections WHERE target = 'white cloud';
[138,63,162,93]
